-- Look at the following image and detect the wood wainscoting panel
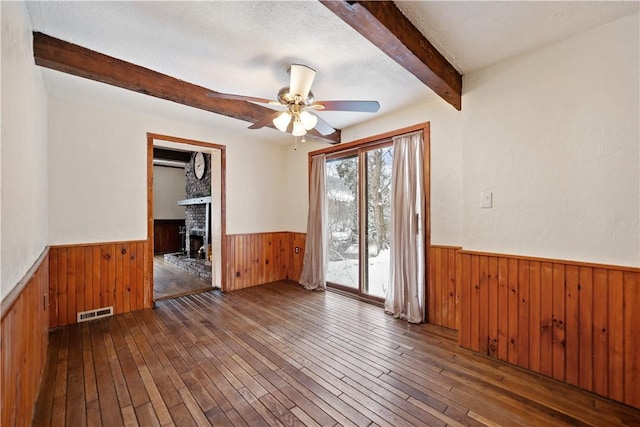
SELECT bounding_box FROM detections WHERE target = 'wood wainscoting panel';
[49,240,149,328]
[153,219,185,254]
[225,232,290,291]
[224,232,306,291]
[289,232,306,282]
[1,248,49,427]
[427,246,461,330]
[459,250,640,409]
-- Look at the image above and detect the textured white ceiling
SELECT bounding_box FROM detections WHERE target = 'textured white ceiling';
[25,1,639,144]
[396,1,639,74]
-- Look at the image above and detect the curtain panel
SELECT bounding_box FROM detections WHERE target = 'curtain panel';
[299,154,328,291]
[385,132,426,323]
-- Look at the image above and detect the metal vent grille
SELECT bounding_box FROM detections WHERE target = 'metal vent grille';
[77,306,114,323]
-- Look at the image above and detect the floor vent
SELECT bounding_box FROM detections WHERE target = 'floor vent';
[77,306,114,323]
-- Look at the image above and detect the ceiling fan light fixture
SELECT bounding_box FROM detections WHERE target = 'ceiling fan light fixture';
[292,119,306,136]
[273,111,291,132]
[289,64,316,101]
[299,110,318,130]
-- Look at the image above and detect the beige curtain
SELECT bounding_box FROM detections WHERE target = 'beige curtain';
[385,132,425,323]
[299,154,327,291]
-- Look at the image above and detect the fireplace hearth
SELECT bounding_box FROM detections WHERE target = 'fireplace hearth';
[163,252,212,282]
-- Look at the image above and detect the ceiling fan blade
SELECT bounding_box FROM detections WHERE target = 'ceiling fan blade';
[207,91,275,105]
[311,100,380,113]
[289,64,316,101]
[248,111,282,130]
[312,114,337,136]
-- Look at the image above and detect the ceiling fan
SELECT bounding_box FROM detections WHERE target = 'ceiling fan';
[206,64,380,138]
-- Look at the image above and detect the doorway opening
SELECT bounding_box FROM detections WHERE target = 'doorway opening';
[147,133,226,301]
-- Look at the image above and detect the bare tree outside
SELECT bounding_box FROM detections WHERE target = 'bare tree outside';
[326,146,393,297]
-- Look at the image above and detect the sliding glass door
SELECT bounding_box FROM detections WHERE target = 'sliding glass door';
[364,146,393,298]
[326,154,359,289]
[326,143,393,299]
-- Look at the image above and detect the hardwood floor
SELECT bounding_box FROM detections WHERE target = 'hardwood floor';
[153,255,211,300]
[33,281,639,426]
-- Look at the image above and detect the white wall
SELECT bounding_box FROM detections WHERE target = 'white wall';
[310,12,639,267]
[152,165,185,220]
[462,12,638,267]
[48,95,290,245]
[1,1,48,298]
[284,140,327,233]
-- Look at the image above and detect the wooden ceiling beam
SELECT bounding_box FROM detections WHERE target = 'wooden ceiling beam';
[153,148,192,163]
[321,1,462,110]
[32,32,341,144]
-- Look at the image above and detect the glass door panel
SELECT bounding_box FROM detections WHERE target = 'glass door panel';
[364,146,393,298]
[326,155,359,288]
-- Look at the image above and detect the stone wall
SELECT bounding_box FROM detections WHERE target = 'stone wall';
[185,152,211,256]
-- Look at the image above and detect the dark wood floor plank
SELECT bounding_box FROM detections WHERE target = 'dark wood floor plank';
[224,408,251,427]
[237,387,283,427]
[177,387,213,427]
[86,399,102,427]
[133,309,192,406]
[167,403,197,427]
[289,406,324,427]
[66,325,87,426]
[153,299,270,424]
[134,401,160,427]
[276,371,358,426]
[32,329,62,426]
[120,405,138,427]
[33,281,640,427]
[110,315,150,408]
[101,319,134,409]
[119,313,172,425]
[81,323,99,404]
[50,327,69,426]
[259,393,307,427]
[203,406,233,427]
[89,320,124,427]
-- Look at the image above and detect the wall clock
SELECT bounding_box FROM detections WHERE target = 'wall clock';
[194,152,205,179]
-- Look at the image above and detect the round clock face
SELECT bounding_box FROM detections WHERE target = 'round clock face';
[194,152,205,179]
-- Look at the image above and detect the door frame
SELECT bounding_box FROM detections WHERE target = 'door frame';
[146,133,227,301]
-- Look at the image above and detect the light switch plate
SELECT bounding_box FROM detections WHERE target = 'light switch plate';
[481,191,493,208]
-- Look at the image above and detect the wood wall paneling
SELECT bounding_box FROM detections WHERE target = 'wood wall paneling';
[153,219,185,254]
[222,232,305,291]
[458,250,640,409]
[459,251,471,348]
[34,238,640,411]
[497,257,509,362]
[623,271,639,408]
[49,241,149,328]
[289,232,306,282]
[1,249,49,427]
[427,246,461,331]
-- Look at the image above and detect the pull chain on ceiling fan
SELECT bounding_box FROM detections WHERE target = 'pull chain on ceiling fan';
[207,64,380,139]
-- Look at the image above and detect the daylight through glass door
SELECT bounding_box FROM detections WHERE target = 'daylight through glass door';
[326,154,359,289]
[326,143,393,298]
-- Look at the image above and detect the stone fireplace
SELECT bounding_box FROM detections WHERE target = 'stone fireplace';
[188,230,205,258]
[163,152,213,282]
[184,152,211,257]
